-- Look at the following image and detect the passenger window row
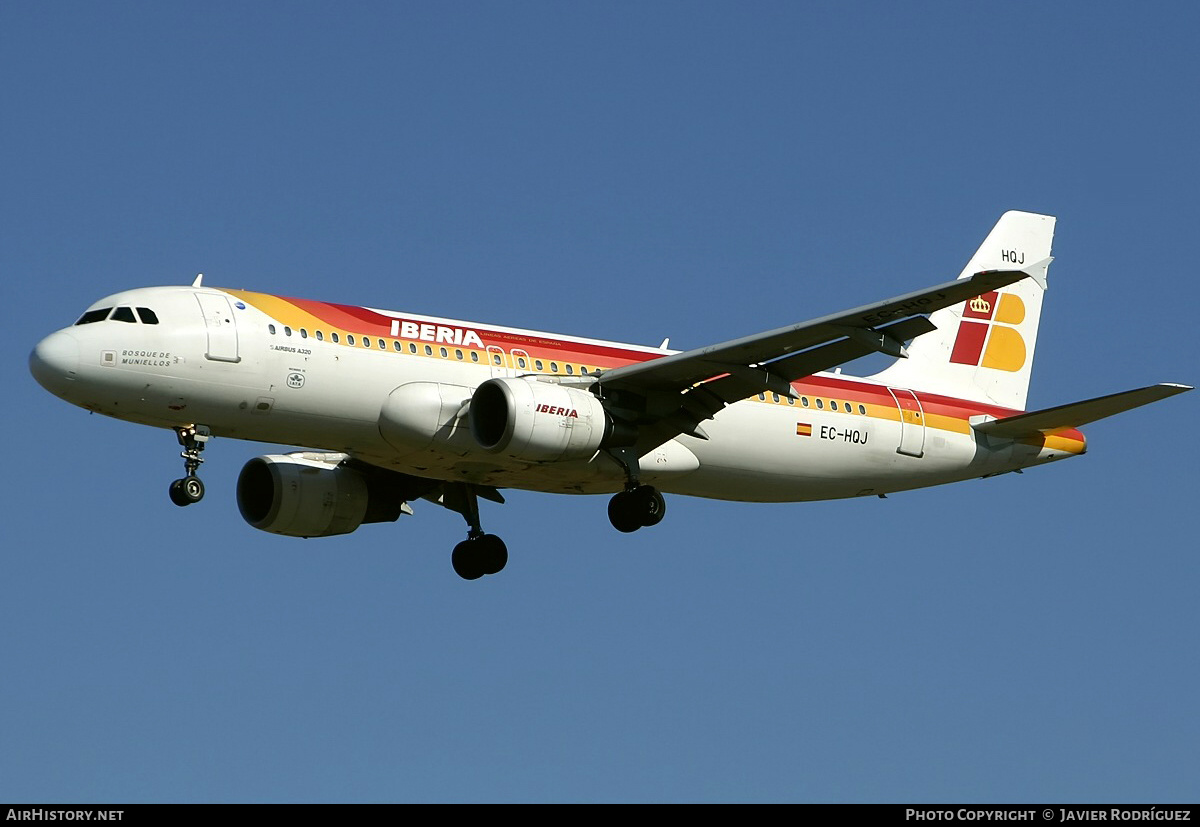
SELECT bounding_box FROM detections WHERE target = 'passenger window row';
[265,324,596,375]
[756,391,867,415]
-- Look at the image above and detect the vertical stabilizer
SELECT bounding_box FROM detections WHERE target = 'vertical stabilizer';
[868,211,1055,411]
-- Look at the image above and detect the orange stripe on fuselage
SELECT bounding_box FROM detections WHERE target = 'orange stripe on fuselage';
[224,289,657,370]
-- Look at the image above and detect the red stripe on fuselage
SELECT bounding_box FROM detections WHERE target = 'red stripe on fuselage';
[271,294,663,365]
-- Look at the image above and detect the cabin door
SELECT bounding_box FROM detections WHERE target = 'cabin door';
[195,294,240,363]
[888,387,925,458]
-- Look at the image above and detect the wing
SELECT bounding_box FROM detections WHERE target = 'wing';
[593,266,1044,450]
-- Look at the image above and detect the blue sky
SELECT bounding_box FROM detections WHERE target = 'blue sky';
[2,1,1196,803]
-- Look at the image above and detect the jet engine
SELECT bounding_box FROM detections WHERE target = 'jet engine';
[468,377,630,462]
[236,453,409,538]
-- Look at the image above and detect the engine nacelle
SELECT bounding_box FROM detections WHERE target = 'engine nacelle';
[236,453,405,538]
[469,378,617,462]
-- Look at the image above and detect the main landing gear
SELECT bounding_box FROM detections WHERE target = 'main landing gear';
[604,446,667,533]
[445,483,508,580]
[607,485,666,533]
[452,533,508,581]
[168,425,210,507]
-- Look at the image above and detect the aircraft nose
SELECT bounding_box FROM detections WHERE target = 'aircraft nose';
[29,330,81,395]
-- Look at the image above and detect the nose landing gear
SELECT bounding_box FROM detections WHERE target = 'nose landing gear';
[168,425,210,507]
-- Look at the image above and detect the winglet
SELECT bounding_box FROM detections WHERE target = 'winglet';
[1022,256,1052,290]
[972,256,1050,292]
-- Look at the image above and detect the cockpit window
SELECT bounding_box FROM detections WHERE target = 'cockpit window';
[75,308,112,325]
[74,305,160,325]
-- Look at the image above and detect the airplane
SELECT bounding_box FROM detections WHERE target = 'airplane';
[29,211,1191,579]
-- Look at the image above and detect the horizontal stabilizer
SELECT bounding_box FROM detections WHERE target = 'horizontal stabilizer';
[973,383,1192,438]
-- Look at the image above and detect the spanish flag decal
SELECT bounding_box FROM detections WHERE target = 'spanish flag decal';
[796,423,812,437]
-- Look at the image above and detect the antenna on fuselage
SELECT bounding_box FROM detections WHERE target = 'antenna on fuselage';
[659,338,670,350]
[192,273,204,287]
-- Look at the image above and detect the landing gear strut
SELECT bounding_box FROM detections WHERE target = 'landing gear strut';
[168,425,210,507]
[604,446,667,533]
[445,483,507,580]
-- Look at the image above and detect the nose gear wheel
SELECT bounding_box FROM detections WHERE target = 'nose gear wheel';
[168,425,210,507]
[169,476,205,506]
